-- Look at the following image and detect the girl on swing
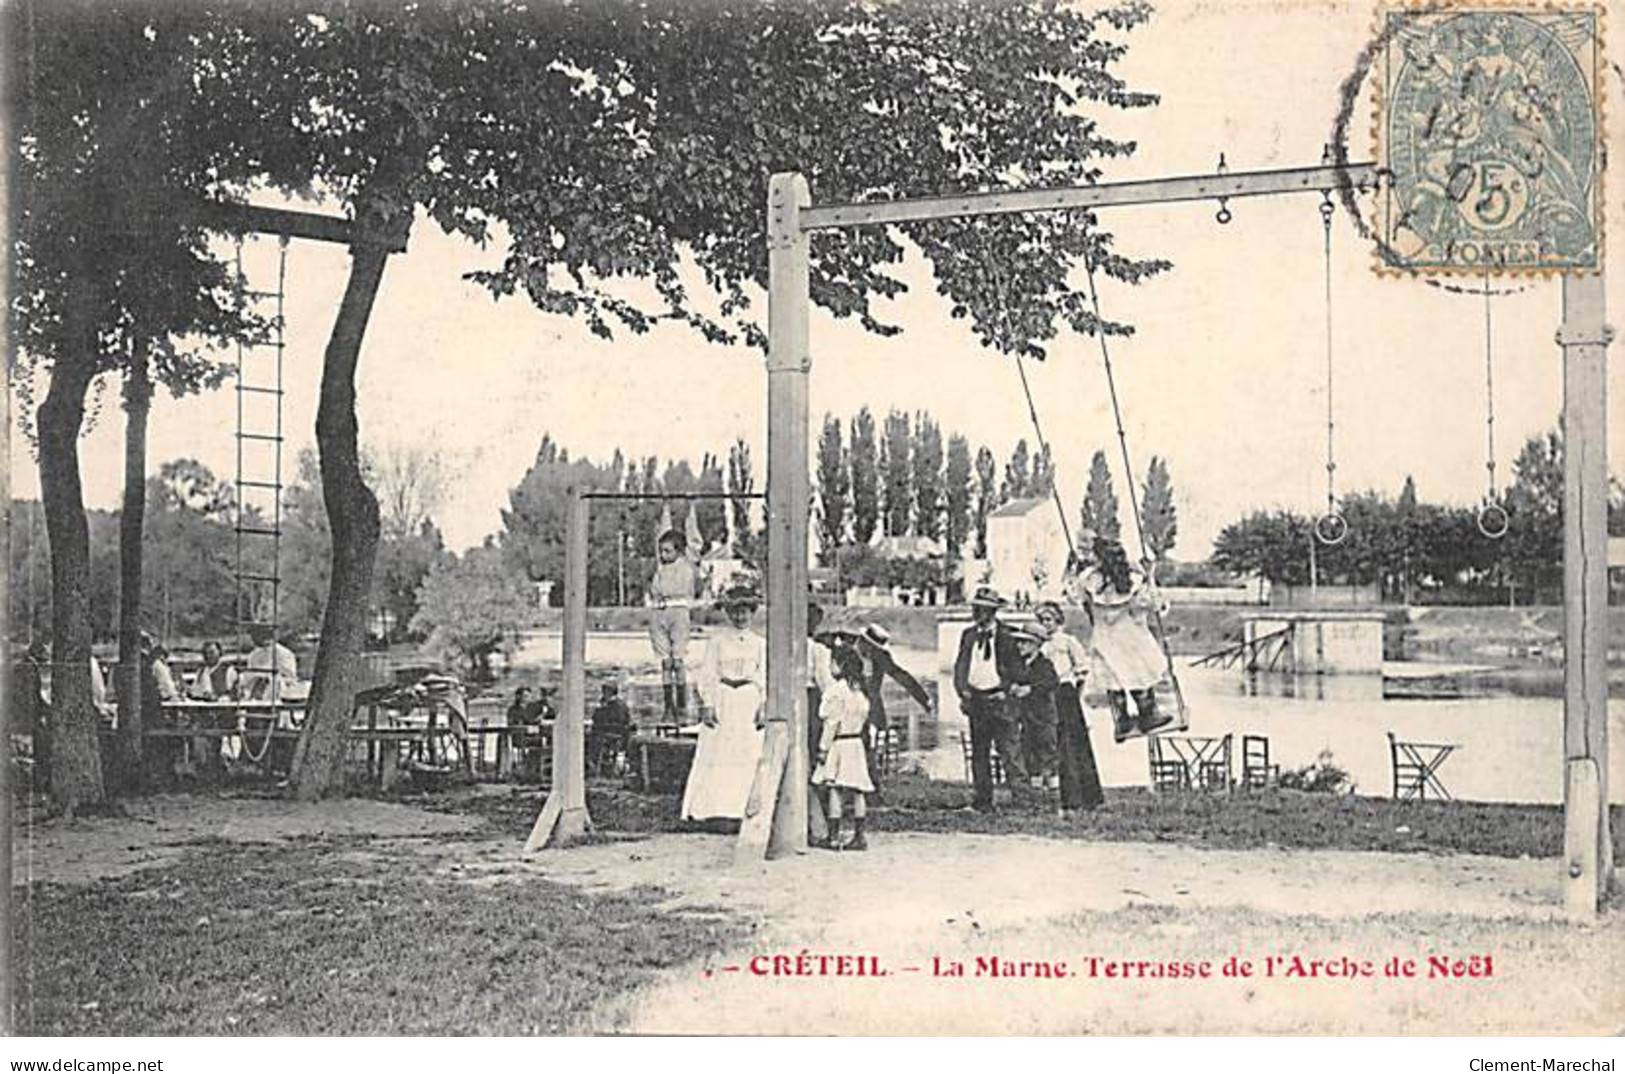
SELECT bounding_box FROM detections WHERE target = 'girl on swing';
[1078,537,1173,743]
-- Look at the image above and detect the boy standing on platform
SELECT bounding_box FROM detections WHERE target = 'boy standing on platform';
[647,529,699,721]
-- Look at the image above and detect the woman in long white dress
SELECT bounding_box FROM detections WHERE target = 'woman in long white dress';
[1078,538,1172,743]
[681,584,767,823]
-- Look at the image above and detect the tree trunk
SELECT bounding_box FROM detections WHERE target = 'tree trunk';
[37,347,105,813]
[114,358,151,793]
[289,226,403,800]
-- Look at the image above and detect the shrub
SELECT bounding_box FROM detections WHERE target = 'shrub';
[1278,750,1356,794]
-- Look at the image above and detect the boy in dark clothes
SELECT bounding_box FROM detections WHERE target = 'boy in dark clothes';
[1007,625,1059,796]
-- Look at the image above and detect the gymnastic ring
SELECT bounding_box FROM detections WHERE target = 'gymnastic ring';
[1314,512,1349,546]
[1476,503,1509,540]
[1215,203,1233,225]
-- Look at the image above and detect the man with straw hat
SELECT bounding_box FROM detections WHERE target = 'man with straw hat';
[952,586,1029,811]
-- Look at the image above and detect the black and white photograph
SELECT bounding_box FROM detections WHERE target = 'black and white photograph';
[2,0,1622,1049]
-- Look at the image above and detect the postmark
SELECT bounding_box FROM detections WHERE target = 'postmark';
[1373,5,1603,274]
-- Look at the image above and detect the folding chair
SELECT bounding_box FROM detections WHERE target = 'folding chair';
[1388,731,1457,801]
[1240,735,1279,790]
[1146,735,1191,792]
[956,730,1003,785]
[873,726,902,777]
[1147,733,1232,793]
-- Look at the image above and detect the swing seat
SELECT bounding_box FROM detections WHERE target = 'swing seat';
[1085,674,1190,742]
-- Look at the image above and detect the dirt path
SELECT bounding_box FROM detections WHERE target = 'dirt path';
[481,832,1620,1034]
[13,797,1621,1034]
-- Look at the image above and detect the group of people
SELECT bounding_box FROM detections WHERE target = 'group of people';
[12,624,303,784]
[672,580,934,852]
[641,528,1173,848]
[954,537,1173,814]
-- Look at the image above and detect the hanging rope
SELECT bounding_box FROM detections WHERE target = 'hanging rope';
[978,228,1184,723]
[987,251,1077,565]
[1315,192,1348,546]
[1077,243,1189,725]
[1478,269,1509,539]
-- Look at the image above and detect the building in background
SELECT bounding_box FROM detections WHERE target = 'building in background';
[986,498,1068,606]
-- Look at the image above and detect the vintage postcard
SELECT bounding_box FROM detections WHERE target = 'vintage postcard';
[4,0,1622,1048]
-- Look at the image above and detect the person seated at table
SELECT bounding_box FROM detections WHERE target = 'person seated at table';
[241,624,298,702]
[505,685,543,751]
[589,682,632,775]
[187,640,239,701]
[507,685,536,726]
[88,651,114,723]
[532,687,557,723]
[140,634,182,716]
[137,634,185,778]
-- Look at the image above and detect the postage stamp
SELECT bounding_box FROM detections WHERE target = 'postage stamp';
[1375,5,1603,274]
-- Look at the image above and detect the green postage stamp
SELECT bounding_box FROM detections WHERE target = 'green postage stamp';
[1376,5,1603,273]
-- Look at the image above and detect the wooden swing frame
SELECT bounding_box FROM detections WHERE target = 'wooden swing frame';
[752,160,1614,918]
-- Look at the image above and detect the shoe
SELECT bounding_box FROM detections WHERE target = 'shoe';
[1139,711,1174,735]
[845,829,868,852]
[1113,718,1136,744]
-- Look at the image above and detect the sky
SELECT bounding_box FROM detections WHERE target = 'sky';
[12,0,1623,559]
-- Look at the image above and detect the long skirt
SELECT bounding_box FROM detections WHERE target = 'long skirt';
[681,684,765,820]
[1090,613,1166,692]
[1056,683,1105,810]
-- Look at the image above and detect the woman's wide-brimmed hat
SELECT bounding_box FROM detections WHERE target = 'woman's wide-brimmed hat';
[718,583,761,610]
[1010,624,1047,645]
[969,586,1007,609]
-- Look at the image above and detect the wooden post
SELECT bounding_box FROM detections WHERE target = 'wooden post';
[525,486,591,850]
[1559,271,1614,915]
[738,172,812,862]
[1,10,16,1024]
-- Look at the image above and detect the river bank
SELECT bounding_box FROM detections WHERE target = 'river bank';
[528,602,1625,666]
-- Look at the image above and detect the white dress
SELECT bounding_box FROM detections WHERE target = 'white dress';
[681,625,767,820]
[811,681,875,793]
[1081,568,1168,692]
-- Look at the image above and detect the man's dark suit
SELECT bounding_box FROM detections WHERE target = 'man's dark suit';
[952,619,1028,810]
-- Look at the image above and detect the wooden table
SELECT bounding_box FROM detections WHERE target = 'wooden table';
[630,730,700,793]
[156,701,306,769]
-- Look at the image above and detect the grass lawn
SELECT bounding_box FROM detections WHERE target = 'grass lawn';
[14,833,746,1035]
[440,774,1625,862]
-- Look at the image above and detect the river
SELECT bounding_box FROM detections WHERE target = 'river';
[510,630,1625,806]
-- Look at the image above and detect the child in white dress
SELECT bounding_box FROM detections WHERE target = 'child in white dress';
[812,646,875,851]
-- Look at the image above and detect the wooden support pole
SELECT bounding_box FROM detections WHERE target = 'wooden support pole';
[525,486,591,850]
[738,172,812,862]
[1559,271,1614,916]
[0,21,13,1023]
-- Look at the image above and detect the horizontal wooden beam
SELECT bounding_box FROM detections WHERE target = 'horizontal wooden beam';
[194,201,385,248]
[801,163,1380,231]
